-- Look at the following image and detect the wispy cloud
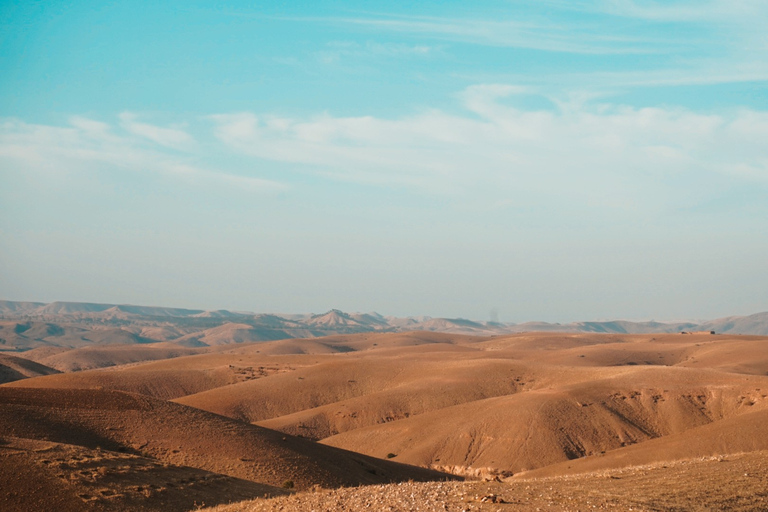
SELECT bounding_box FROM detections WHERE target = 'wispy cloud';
[4,85,766,211]
[0,116,286,193]
[288,1,768,87]
[210,85,768,210]
[315,40,434,65]
[597,0,768,22]
[480,61,768,94]
[305,14,660,55]
[118,112,194,150]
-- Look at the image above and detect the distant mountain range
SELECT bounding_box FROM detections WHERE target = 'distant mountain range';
[1,300,767,352]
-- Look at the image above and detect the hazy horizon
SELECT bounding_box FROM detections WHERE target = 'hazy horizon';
[1,296,762,326]
[2,1,767,323]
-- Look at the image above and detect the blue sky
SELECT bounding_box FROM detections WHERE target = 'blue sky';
[1,0,767,321]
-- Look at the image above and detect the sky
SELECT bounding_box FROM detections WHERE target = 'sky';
[1,0,767,322]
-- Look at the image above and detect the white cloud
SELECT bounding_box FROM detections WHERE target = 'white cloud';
[210,85,768,207]
[312,15,655,55]
[3,86,766,209]
[69,116,111,135]
[118,112,194,150]
[598,0,768,23]
[0,116,286,193]
[298,2,768,88]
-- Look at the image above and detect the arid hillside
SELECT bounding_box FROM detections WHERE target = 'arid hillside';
[0,353,60,384]
[3,300,768,360]
[0,386,455,512]
[200,451,768,511]
[3,328,768,511]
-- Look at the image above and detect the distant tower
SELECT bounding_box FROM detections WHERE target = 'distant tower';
[490,309,499,323]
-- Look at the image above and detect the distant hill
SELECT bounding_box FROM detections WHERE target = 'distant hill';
[0,301,46,315]
[699,311,768,336]
[1,300,207,319]
[1,300,767,355]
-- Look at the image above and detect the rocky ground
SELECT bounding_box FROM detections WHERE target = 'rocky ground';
[203,452,768,512]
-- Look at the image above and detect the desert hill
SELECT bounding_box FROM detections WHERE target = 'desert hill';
[700,311,768,337]
[320,364,768,476]
[173,322,315,347]
[0,301,46,315]
[306,309,366,328]
[4,324,768,510]
[20,343,202,372]
[4,332,481,401]
[3,300,768,360]
[14,301,207,319]
[0,436,282,512]
[0,386,454,511]
[11,331,768,479]
[0,353,60,384]
[0,321,85,351]
[2,350,312,400]
[172,333,768,433]
[0,320,157,352]
[174,343,501,426]
[518,407,768,479]
[200,451,768,511]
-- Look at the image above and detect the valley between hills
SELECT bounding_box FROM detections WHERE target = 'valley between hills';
[2,300,768,511]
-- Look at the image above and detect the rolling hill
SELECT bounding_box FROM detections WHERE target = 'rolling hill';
[0,353,60,384]
[0,386,450,488]
[2,299,768,359]
[3,306,768,510]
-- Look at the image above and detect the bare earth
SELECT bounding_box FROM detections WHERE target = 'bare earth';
[205,451,768,511]
[2,330,768,511]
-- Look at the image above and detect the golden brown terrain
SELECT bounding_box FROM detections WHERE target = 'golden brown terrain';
[201,451,768,511]
[0,353,60,384]
[2,330,768,510]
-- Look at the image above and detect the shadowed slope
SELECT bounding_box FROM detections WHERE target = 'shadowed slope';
[174,345,528,425]
[4,333,481,404]
[477,333,768,375]
[321,366,768,477]
[8,332,768,483]
[177,334,768,438]
[200,451,768,512]
[221,331,484,354]
[0,436,283,512]
[0,387,455,492]
[2,365,247,400]
[0,353,60,384]
[518,407,768,479]
[173,322,317,347]
[18,343,202,372]
[2,350,325,399]
[8,331,480,375]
